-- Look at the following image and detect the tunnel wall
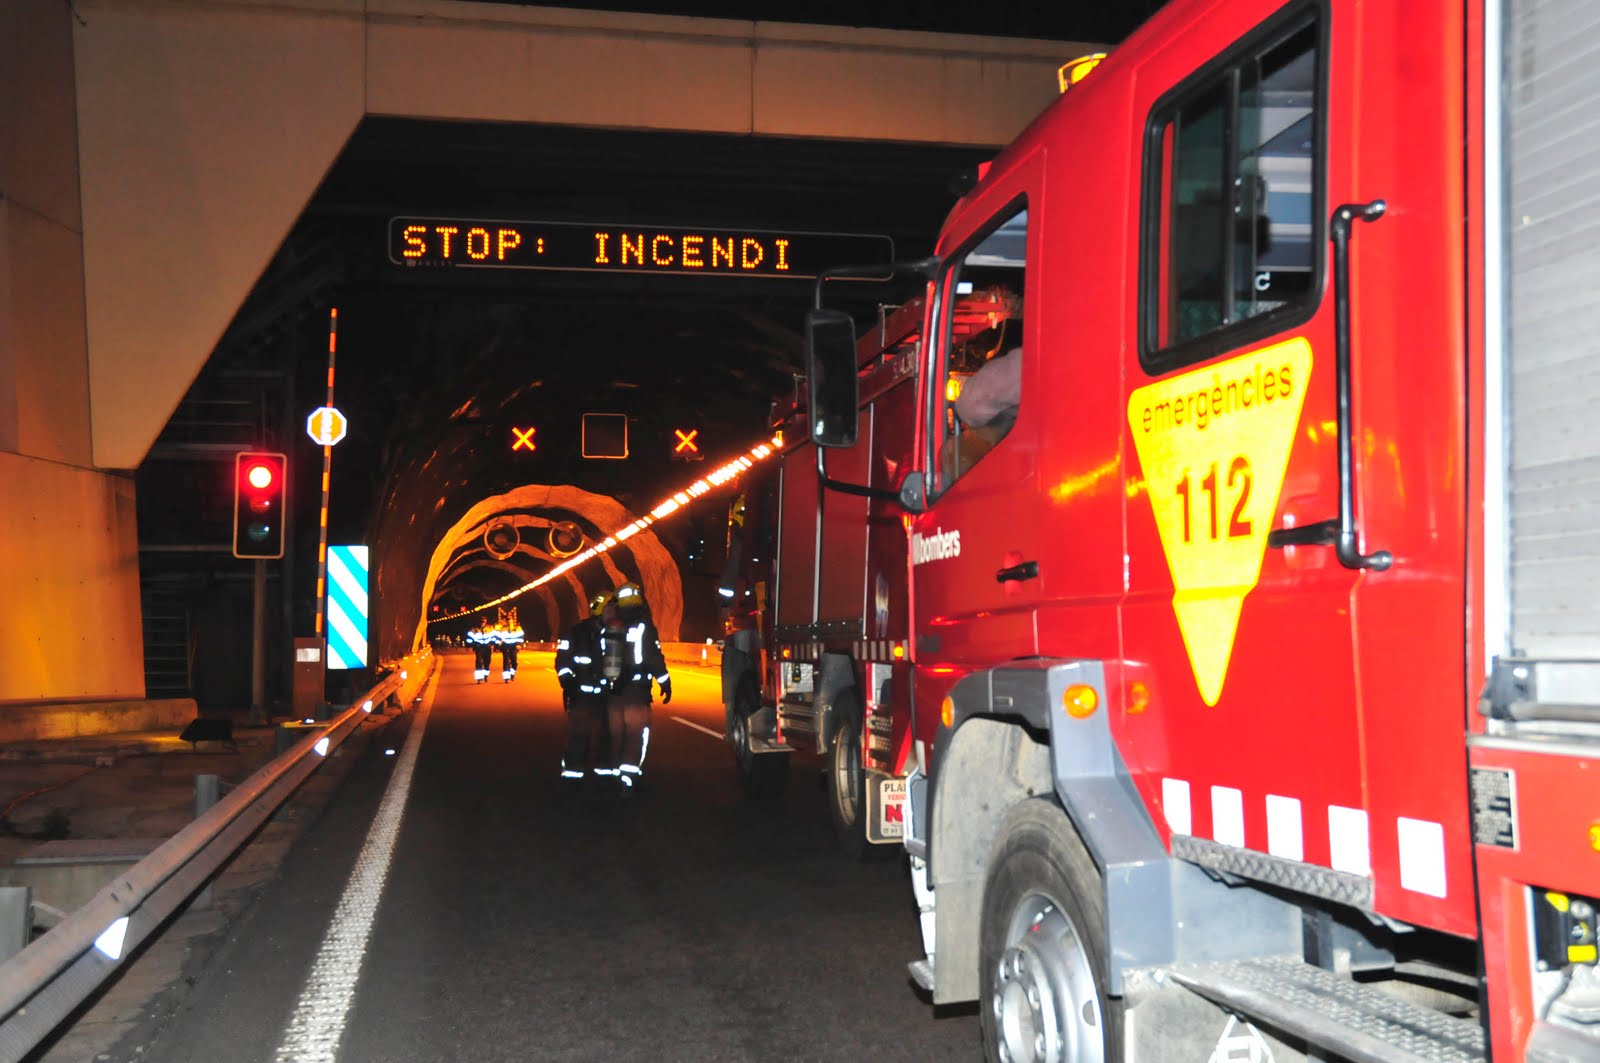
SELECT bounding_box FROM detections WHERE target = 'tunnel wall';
[0,0,146,703]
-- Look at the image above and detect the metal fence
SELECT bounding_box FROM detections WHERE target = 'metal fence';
[0,650,434,1062]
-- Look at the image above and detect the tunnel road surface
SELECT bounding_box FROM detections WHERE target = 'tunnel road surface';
[134,648,977,1062]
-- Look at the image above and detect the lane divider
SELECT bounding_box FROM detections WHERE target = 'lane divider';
[274,666,442,1063]
[671,716,724,741]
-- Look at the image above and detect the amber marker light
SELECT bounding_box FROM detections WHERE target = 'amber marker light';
[1063,684,1099,719]
[1127,681,1151,715]
[940,696,955,729]
[892,643,906,660]
[946,376,964,403]
[1589,823,1600,853]
[1057,53,1107,93]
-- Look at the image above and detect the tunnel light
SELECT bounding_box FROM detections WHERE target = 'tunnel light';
[431,430,786,622]
[363,699,373,712]
[314,737,331,756]
[385,748,396,756]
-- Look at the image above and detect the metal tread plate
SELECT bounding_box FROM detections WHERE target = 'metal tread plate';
[1172,834,1374,910]
[1168,956,1485,1063]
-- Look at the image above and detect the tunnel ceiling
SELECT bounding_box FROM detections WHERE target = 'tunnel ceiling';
[462,0,1167,45]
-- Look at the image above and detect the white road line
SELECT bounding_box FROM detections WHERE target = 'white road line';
[274,668,440,1063]
[672,716,724,740]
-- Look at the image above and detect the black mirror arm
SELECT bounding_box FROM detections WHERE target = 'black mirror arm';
[810,256,940,309]
[814,446,899,503]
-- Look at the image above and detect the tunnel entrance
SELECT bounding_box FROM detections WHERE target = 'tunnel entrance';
[134,119,988,710]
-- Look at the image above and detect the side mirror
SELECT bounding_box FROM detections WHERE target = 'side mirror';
[805,308,859,447]
[898,470,927,514]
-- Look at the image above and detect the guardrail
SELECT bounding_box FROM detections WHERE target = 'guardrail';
[0,649,434,1062]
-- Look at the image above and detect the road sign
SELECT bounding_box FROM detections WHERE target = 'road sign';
[511,426,536,452]
[326,545,369,669]
[672,427,703,460]
[306,406,348,446]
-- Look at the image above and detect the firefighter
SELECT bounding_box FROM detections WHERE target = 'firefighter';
[499,611,525,682]
[599,582,671,794]
[467,616,494,683]
[555,590,611,783]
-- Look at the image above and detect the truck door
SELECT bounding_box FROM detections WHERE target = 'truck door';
[909,165,1043,686]
[1122,0,1471,933]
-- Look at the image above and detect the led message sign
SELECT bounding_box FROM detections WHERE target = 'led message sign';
[388,218,894,279]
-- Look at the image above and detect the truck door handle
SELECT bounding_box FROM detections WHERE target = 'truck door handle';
[1327,200,1393,572]
[996,560,1039,583]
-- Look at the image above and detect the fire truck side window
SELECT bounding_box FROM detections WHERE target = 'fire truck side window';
[1142,12,1321,367]
[936,207,1028,490]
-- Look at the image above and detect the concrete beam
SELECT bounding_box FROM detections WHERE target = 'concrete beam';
[71,0,1085,469]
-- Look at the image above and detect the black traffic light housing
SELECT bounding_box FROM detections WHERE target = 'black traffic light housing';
[232,451,287,559]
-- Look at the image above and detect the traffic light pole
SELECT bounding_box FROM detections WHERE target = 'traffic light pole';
[251,558,267,722]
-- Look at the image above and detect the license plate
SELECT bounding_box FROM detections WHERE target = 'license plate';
[867,777,908,844]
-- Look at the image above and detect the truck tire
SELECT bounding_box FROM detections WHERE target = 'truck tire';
[732,674,786,800]
[827,692,884,860]
[979,798,1121,1063]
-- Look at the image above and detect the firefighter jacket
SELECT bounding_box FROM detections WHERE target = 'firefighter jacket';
[466,626,493,648]
[555,617,607,696]
[501,626,525,648]
[599,610,670,700]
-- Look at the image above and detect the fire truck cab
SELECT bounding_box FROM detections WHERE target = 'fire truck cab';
[719,290,1019,855]
[800,0,1600,1059]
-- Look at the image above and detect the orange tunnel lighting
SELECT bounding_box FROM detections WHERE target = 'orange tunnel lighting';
[430,431,785,623]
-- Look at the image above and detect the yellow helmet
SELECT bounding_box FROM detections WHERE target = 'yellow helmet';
[614,582,644,606]
[588,590,613,615]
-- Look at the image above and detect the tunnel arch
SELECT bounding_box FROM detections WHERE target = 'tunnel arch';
[414,484,682,652]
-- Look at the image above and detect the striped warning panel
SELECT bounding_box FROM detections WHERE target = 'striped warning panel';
[327,544,369,670]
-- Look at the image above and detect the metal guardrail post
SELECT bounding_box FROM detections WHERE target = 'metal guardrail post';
[0,891,28,966]
[192,776,219,910]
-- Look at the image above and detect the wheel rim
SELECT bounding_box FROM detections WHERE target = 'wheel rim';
[991,894,1103,1063]
[831,719,860,826]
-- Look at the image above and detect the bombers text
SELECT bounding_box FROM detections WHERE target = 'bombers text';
[912,528,962,566]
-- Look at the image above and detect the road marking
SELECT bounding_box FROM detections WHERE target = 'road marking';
[274,667,440,1063]
[672,716,724,740]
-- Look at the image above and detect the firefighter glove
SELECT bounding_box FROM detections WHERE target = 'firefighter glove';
[659,677,672,704]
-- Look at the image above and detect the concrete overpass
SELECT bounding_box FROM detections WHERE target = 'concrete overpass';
[0,0,1086,706]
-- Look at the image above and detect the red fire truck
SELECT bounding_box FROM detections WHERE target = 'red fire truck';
[794,0,1599,1059]
[718,291,1019,856]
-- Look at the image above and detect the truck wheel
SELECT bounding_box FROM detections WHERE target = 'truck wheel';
[732,676,786,800]
[979,798,1120,1063]
[827,693,879,860]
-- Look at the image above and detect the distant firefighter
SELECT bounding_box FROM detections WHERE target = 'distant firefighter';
[466,616,494,683]
[498,610,525,682]
[555,590,612,784]
[599,582,671,794]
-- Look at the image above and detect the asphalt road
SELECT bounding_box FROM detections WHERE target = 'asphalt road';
[136,648,978,1061]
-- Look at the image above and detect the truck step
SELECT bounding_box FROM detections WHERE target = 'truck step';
[1167,956,1485,1063]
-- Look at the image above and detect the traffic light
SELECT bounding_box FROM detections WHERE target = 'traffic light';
[232,451,287,559]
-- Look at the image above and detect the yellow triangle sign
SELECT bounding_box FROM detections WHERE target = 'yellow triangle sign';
[1127,338,1313,705]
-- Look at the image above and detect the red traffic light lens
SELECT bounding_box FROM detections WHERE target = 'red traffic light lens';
[247,464,275,490]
